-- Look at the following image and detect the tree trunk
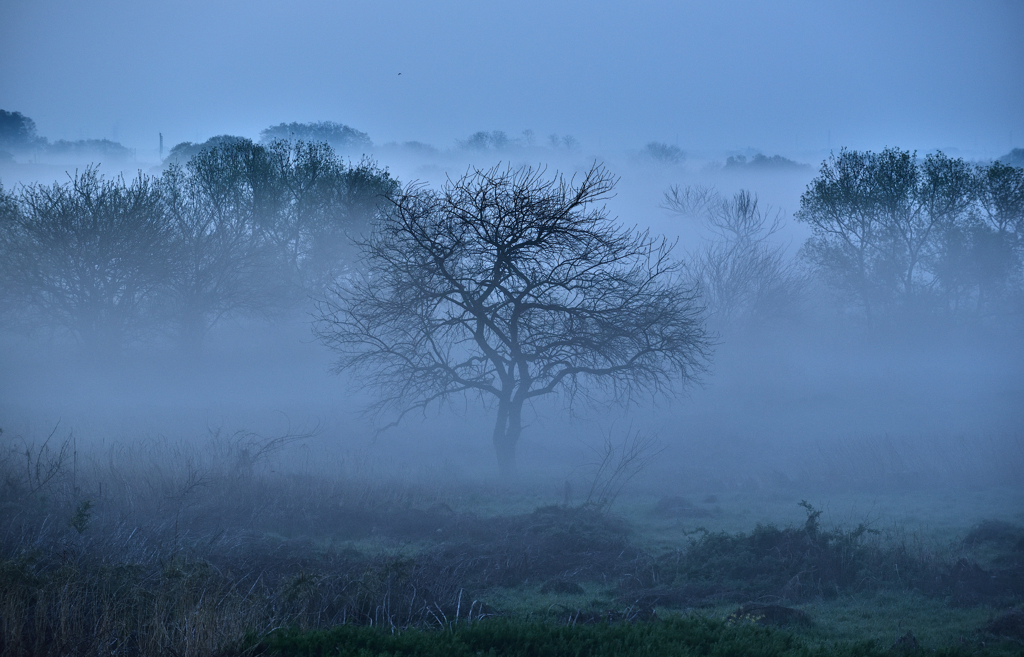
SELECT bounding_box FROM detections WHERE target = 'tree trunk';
[492,399,522,479]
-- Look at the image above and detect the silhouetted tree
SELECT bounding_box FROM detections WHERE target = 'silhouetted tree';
[998,148,1024,169]
[314,164,709,477]
[459,131,510,151]
[950,160,1024,315]
[724,153,808,171]
[641,142,685,165]
[0,110,42,153]
[262,141,399,293]
[45,139,133,163]
[977,161,1024,238]
[0,168,172,353]
[163,135,249,167]
[158,138,398,349]
[159,161,281,351]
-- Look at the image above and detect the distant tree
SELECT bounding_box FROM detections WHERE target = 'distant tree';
[159,160,282,351]
[978,161,1024,237]
[725,153,808,171]
[397,141,439,156]
[795,148,995,324]
[45,139,133,163]
[663,185,803,330]
[0,168,172,353]
[641,142,685,165]
[159,138,398,349]
[459,131,510,151]
[262,140,399,293]
[260,121,372,153]
[314,164,709,477]
[998,148,1024,169]
[0,110,43,152]
[163,135,249,166]
[949,160,1024,314]
[548,134,580,150]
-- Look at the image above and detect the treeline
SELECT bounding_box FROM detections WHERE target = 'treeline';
[668,148,1024,334]
[0,109,136,163]
[0,138,398,353]
[796,148,1024,328]
[1,142,1021,357]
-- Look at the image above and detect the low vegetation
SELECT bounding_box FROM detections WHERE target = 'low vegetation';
[1,427,1022,656]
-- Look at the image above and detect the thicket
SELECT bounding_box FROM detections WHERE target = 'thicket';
[0,138,398,353]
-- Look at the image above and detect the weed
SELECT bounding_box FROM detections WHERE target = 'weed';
[68,499,93,534]
[580,430,664,512]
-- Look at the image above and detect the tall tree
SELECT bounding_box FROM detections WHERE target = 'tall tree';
[159,162,281,351]
[314,164,709,476]
[955,160,1024,314]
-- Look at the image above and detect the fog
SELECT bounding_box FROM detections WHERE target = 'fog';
[2,2,1023,510]
[5,8,1024,649]
[2,143,1021,492]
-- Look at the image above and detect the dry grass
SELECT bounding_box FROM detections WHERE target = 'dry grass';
[1,425,1022,656]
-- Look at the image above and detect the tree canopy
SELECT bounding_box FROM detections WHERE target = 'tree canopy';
[795,148,1023,325]
[0,140,398,353]
[260,122,372,153]
[0,110,41,152]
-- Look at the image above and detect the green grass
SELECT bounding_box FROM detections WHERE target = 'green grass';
[796,591,1005,649]
[255,614,1024,657]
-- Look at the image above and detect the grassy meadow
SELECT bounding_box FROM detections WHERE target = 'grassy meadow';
[1,426,1022,656]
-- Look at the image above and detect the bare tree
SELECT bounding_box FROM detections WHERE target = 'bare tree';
[315,164,709,477]
[663,185,803,330]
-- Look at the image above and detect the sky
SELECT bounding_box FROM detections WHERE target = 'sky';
[2,0,1022,162]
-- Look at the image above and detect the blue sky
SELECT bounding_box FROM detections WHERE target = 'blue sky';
[3,0,1022,160]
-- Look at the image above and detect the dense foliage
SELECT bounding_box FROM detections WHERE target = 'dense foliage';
[795,148,1024,326]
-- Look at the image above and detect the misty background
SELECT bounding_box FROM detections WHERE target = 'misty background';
[1,0,1022,496]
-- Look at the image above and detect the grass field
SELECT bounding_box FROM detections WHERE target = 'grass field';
[1,427,1022,656]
